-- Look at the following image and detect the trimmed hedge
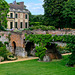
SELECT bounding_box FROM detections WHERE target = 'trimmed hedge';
[29,22,42,26]
[29,25,56,31]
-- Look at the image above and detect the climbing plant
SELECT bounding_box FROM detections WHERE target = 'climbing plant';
[6,33,11,42]
[25,34,75,66]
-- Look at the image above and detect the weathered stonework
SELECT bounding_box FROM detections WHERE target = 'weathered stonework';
[15,47,27,57]
[0,29,75,58]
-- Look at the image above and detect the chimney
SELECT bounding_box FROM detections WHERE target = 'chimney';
[20,2,24,6]
[13,0,16,4]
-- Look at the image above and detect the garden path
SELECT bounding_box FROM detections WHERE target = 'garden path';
[0,53,71,64]
[0,57,38,64]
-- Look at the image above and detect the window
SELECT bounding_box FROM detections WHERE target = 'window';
[15,14,18,18]
[15,22,17,28]
[10,22,13,29]
[25,22,27,28]
[25,14,27,19]
[10,13,13,18]
[20,22,22,28]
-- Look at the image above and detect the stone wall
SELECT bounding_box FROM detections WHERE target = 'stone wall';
[0,31,9,44]
[10,32,24,47]
[0,30,74,58]
[31,30,75,35]
[15,47,27,57]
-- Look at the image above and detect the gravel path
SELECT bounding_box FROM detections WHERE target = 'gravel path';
[0,53,71,64]
[62,53,71,56]
[0,57,38,64]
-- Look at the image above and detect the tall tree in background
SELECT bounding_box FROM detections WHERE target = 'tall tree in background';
[62,0,75,28]
[29,11,44,26]
[43,0,68,28]
[0,0,9,30]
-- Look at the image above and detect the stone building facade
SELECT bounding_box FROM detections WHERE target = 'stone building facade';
[7,1,29,29]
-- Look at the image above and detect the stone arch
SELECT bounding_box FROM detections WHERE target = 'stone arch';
[12,41,16,54]
[25,42,35,56]
[46,43,62,60]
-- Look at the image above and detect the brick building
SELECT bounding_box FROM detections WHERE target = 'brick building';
[7,1,29,29]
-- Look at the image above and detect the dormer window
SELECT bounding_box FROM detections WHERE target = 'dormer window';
[15,14,18,18]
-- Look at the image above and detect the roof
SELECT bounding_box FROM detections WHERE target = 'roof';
[9,2,24,10]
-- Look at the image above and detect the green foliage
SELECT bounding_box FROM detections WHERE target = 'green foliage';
[25,34,75,66]
[62,0,75,28]
[66,43,75,66]
[43,0,66,27]
[56,45,70,54]
[29,12,44,26]
[0,45,9,60]
[6,33,11,41]
[4,41,9,45]
[29,12,44,22]
[35,46,47,60]
[29,25,56,30]
[29,22,42,26]
[0,41,10,60]
[0,0,9,30]
[2,33,4,36]
[43,0,75,28]
[67,53,75,66]
[0,41,3,47]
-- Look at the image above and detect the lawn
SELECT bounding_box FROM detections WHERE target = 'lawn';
[0,55,75,75]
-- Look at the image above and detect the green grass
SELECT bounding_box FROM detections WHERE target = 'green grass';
[0,56,75,75]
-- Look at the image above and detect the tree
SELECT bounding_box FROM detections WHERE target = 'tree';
[43,0,68,28]
[29,11,44,26]
[62,0,75,28]
[0,0,9,30]
[29,12,44,22]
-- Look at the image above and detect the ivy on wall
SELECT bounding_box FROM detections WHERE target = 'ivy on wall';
[25,34,75,66]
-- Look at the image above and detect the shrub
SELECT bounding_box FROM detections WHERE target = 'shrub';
[66,43,75,66]
[4,41,9,45]
[35,46,47,61]
[0,45,9,60]
[0,41,3,47]
[67,53,75,67]
[29,22,42,26]
[0,26,6,31]
[29,25,56,31]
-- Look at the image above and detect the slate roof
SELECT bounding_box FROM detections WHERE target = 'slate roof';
[9,4,24,10]
[9,2,24,10]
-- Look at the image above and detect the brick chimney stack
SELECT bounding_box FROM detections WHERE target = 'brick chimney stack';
[13,0,16,4]
[20,2,24,6]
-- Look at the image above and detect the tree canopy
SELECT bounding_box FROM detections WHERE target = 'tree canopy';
[0,0,9,30]
[43,0,75,28]
[62,0,75,28]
